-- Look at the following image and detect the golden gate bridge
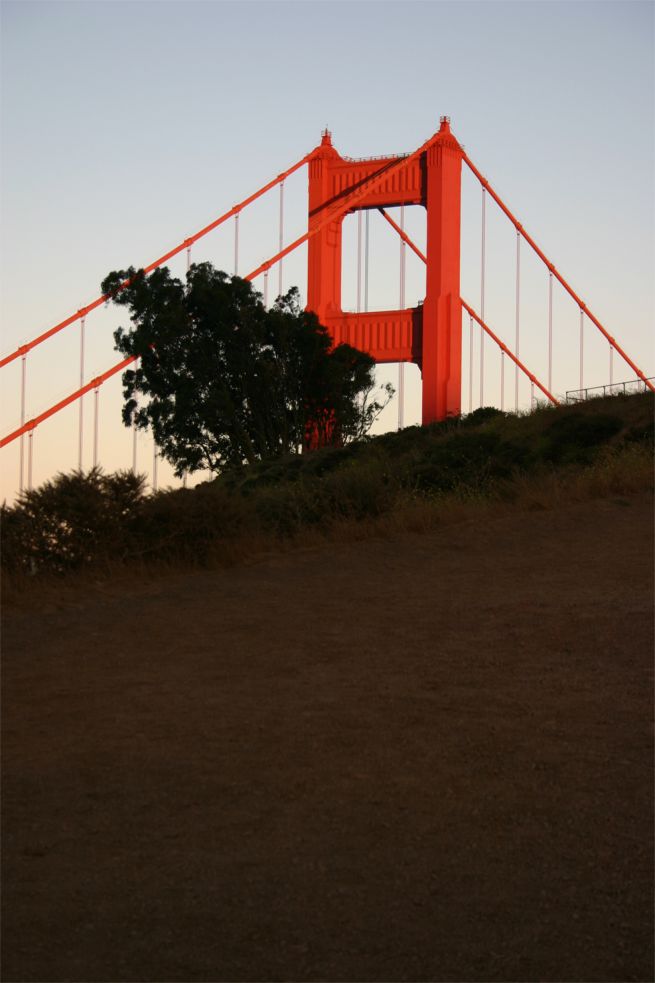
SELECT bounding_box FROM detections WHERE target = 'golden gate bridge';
[2,117,652,496]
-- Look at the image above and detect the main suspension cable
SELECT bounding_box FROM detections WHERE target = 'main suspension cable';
[461,299,558,406]
[1,128,453,451]
[247,129,440,282]
[378,208,426,263]
[371,216,556,412]
[0,356,134,449]
[0,152,312,369]
[462,151,654,393]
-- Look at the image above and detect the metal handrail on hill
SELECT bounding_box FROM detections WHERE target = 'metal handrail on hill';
[565,378,655,403]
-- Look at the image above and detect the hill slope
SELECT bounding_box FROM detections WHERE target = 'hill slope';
[3,493,653,982]
[2,391,652,578]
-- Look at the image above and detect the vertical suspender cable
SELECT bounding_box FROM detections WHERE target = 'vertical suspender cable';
[398,205,405,430]
[579,309,585,391]
[186,245,191,273]
[548,271,553,394]
[27,430,34,491]
[132,357,139,474]
[609,343,614,386]
[531,380,535,409]
[234,213,239,276]
[502,349,507,410]
[278,181,284,299]
[264,270,269,308]
[468,315,473,412]
[78,317,85,470]
[357,211,362,313]
[480,188,486,405]
[515,231,521,411]
[364,210,370,312]
[399,206,406,303]
[152,443,158,493]
[93,386,99,468]
[19,353,26,492]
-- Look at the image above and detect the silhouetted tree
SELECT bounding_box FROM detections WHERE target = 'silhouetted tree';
[102,263,392,475]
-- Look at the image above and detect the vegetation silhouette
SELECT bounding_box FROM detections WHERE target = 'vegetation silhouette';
[2,392,651,578]
[102,263,393,476]
[1,468,144,574]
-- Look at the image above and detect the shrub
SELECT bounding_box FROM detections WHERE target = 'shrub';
[462,406,506,427]
[410,431,503,492]
[127,483,249,565]
[1,469,145,574]
[537,412,624,464]
[2,392,651,580]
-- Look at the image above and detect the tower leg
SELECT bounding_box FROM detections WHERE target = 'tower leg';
[422,119,463,423]
[307,132,342,325]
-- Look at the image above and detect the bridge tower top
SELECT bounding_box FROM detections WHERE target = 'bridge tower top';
[306,118,464,423]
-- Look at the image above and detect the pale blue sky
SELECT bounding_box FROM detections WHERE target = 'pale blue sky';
[1,0,653,498]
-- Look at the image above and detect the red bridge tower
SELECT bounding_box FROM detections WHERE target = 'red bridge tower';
[307,117,463,423]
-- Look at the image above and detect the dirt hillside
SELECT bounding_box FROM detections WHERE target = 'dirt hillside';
[3,493,654,982]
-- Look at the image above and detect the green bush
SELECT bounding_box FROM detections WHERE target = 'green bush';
[410,431,503,492]
[1,469,145,574]
[537,412,624,464]
[127,483,249,565]
[462,406,506,428]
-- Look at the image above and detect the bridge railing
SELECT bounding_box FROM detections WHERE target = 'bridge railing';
[565,378,655,403]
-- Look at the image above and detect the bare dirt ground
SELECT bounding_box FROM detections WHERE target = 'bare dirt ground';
[2,493,654,983]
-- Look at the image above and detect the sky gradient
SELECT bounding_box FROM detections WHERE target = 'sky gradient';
[1,0,653,500]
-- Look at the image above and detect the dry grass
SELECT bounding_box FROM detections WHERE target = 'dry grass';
[5,444,651,612]
[499,443,653,510]
[295,442,654,548]
[4,492,653,983]
[3,386,653,607]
